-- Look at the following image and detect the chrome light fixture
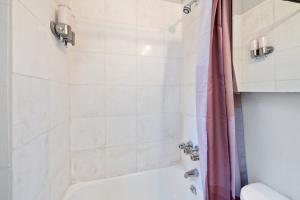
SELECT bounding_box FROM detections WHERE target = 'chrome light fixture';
[50,4,75,47]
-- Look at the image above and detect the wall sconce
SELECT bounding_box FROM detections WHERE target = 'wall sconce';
[250,36,274,59]
[258,36,274,57]
[50,4,75,47]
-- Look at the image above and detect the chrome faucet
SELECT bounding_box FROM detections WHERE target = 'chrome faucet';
[179,141,199,155]
[190,150,200,161]
[184,168,199,179]
[190,185,197,195]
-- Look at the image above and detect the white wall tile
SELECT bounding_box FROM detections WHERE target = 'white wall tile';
[70,0,104,20]
[163,58,182,85]
[137,0,167,29]
[71,117,105,151]
[137,57,181,86]
[181,85,196,115]
[105,86,137,116]
[137,57,165,85]
[104,0,137,25]
[105,145,137,177]
[272,11,300,51]
[13,134,49,200]
[13,2,51,79]
[166,28,183,58]
[70,52,105,85]
[137,140,180,171]
[137,86,180,114]
[105,54,137,85]
[68,0,184,182]
[70,86,105,118]
[50,82,69,127]
[274,0,300,23]
[18,0,52,27]
[48,42,69,83]
[241,0,274,41]
[182,114,197,142]
[274,47,300,81]
[182,54,196,85]
[105,23,137,55]
[106,116,137,147]
[11,0,71,198]
[137,114,181,143]
[75,23,105,53]
[276,80,300,92]
[71,149,106,182]
[12,75,50,149]
[49,123,70,178]
[242,55,275,83]
[138,28,166,57]
[50,164,69,200]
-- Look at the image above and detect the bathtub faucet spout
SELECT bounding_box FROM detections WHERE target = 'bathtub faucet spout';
[184,168,199,179]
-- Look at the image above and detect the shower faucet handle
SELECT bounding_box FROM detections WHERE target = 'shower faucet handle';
[178,141,193,150]
[190,150,200,161]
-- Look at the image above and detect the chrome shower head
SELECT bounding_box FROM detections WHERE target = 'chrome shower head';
[183,4,192,14]
[183,0,199,14]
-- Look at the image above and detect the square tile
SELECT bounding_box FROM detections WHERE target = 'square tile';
[105,86,137,116]
[105,145,137,177]
[106,116,137,147]
[105,54,137,85]
[70,86,105,118]
[71,117,105,151]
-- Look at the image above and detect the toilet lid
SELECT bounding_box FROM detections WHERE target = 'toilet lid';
[240,183,290,200]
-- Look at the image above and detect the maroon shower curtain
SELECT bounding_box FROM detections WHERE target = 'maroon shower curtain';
[206,0,238,199]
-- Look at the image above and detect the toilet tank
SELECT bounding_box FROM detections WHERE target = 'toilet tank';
[241,183,290,200]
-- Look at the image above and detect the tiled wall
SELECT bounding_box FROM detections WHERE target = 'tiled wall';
[233,0,300,92]
[11,0,70,199]
[69,0,183,182]
[0,0,11,199]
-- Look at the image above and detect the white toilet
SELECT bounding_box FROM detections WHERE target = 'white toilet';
[240,183,290,200]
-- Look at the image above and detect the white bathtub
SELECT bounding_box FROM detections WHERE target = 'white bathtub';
[63,166,200,200]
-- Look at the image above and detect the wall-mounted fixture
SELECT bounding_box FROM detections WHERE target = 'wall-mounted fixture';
[50,4,75,47]
[190,185,197,196]
[184,168,199,179]
[250,36,274,59]
[178,141,199,161]
[250,39,259,58]
[183,0,199,14]
[258,36,274,57]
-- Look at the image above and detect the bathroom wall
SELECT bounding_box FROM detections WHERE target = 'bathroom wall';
[68,0,183,182]
[242,93,300,199]
[233,0,300,92]
[0,0,11,199]
[11,0,70,199]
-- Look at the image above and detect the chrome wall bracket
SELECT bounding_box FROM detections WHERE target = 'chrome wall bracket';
[50,21,75,47]
[250,46,274,59]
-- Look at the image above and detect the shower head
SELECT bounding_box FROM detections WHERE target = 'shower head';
[183,0,199,14]
[183,5,191,14]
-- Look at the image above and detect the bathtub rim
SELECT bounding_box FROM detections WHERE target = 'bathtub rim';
[63,165,186,199]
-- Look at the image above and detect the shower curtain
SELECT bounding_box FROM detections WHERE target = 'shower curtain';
[196,0,242,199]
